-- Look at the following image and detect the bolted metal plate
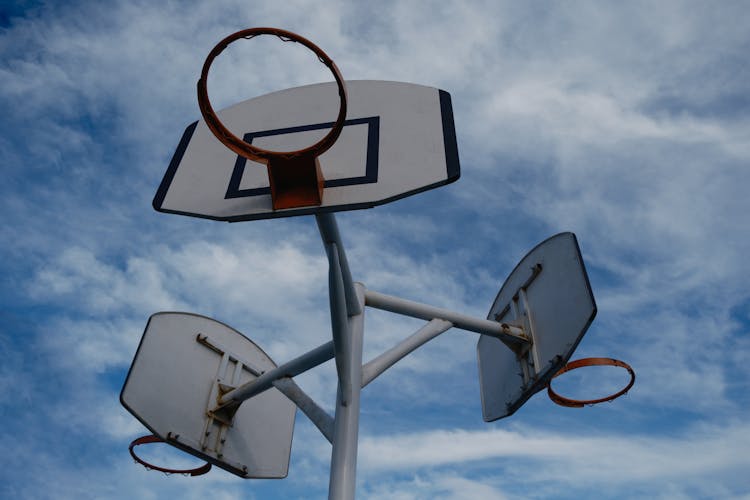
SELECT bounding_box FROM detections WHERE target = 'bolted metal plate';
[477,232,596,421]
[120,312,296,478]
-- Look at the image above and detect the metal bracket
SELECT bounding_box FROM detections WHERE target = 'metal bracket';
[493,263,543,388]
[196,333,265,456]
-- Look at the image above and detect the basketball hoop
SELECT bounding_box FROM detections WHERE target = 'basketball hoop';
[196,27,348,210]
[547,357,635,407]
[128,435,212,476]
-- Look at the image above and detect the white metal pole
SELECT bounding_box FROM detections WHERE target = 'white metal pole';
[218,340,334,405]
[364,289,528,344]
[316,213,361,316]
[328,283,365,500]
[361,318,453,387]
[315,212,365,499]
[326,241,354,405]
[273,377,334,443]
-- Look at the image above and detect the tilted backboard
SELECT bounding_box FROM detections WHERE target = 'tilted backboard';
[120,312,296,478]
[154,80,460,221]
[477,233,596,421]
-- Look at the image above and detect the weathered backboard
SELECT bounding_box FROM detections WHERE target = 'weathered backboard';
[477,233,596,421]
[153,80,460,221]
[120,312,296,478]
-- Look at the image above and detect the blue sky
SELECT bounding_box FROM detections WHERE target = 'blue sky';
[1,1,749,498]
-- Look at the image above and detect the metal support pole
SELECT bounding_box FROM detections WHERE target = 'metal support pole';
[365,289,529,345]
[273,377,335,444]
[317,213,365,499]
[329,283,365,500]
[218,340,334,406]
[326,241,354,406]
[316,213,361,316]
[361,319,453,387]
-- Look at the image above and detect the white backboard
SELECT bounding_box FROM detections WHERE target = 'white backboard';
[477,233,597,421]
[120,312,296,478]
[153,80,460,221]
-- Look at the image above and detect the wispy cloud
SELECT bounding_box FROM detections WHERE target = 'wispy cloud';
[1,1,748,498]
[357,422,750,497]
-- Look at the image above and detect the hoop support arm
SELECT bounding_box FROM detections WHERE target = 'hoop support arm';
[273,377,334,443]
[364,289,529,345]
[218,340,334,406]
[361,319,453,387]
[217,290,527,410]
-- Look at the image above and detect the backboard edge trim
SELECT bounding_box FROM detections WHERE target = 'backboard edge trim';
[439,89,461,181]
[153,121,198,211]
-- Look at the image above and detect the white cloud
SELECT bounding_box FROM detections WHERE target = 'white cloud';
[28,247,185,315]
[357,421,750,495]
[2,1,749,498]
[40,316,143,373]
[362,473,509,500]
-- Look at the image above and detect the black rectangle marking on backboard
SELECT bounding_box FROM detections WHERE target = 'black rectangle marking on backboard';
[225,116,380,199]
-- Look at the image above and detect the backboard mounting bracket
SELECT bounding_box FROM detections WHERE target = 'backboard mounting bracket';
[196,333,266,451]
[492,262,545,388]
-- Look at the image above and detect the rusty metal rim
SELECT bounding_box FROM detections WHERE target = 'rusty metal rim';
[547,357,635,408]
[196,27,348,163]
[128,434,212,476]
